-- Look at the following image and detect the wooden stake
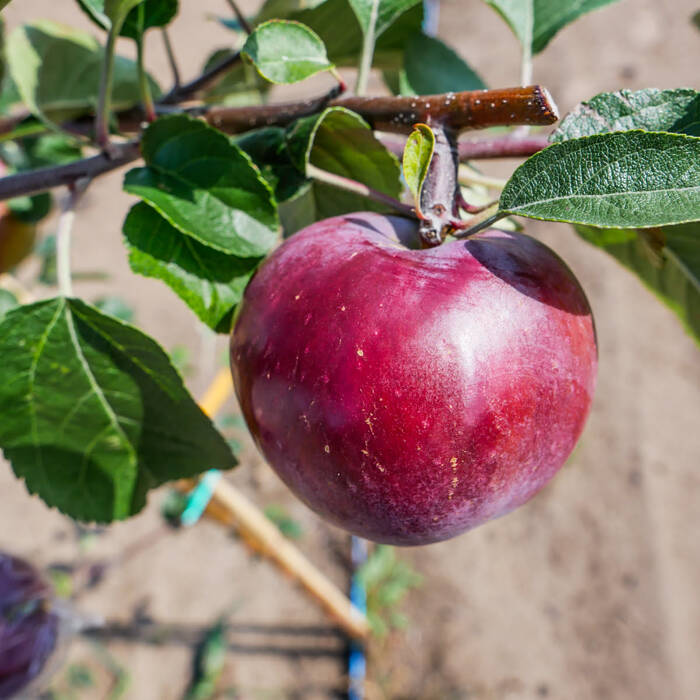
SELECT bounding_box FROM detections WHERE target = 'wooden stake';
[184,367,370,640]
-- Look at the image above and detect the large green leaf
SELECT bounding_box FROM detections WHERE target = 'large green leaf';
[123,204,261,333]
[123,114,279,258]
[77,0,178,39]
[401,33,485,95]
[500,131,700,228]
[0,298,236,522]
[347,0,420,37]
[575,223,700,346]
[7,21,160,123]
[484,0,620,54]
[242,20,333,84]
[551,88,700,142]
[286,106,402,223]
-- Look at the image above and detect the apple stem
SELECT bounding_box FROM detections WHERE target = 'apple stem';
[306,164,417,219]
[56,179,89,298]
[454,205,506,238]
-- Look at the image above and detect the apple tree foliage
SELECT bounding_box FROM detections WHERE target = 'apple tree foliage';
[0,0,697,523]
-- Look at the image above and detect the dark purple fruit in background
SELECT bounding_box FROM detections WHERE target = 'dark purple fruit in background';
[230,213,597,545]
[0,554,59,699]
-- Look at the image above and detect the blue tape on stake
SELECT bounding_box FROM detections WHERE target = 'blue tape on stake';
[180,470,222,527]
[348,536,368,700]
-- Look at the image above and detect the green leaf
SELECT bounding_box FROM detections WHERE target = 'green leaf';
[78,0,179,39]
[281,0,423,68]
[105,0,146,25]
[286,106,402,220]
[0,288,18,322]
[402,123,434,209]
[500,131,700,228]
[235,127,307,202]
[123,203,260,333]
[347,0,420,38]
[575,223,700,346]
[94,295,135,323]
[401,33,485,95]
[76,0,111,28]
[242,20,333,84]
[0,297,236,522]
[551,88,700,142]
[200,49,270,106]
[22,133,83,167]
[0,1,13,12]
[123,114,279,257]
[256,0,326,23]
[484,0,620,54]
[120,0,177,38]
[264,504,304,539]
[7,191,51,223]
[7,21,160,123]
[693,10,700,32]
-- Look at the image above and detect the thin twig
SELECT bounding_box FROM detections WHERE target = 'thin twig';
[205,82,345,132]
[225,0,253,34]
[307,164,416,218]
[136,16,157,123]
[95,25,120,149]
[355,0,379,96]
[56,180,89,297]
[458,134,550,159]
[160,51,242,105]
[379,133,551,161]
[160,28,181,89]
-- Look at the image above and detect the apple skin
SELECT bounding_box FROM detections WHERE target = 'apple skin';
[0,210,36,274]
[230,212,597,545]
[0,554,59,699]
[0,161,37,274]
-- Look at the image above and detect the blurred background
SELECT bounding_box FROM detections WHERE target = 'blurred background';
[1,0,699,698]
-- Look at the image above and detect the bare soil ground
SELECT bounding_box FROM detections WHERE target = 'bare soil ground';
[1,1,699,698]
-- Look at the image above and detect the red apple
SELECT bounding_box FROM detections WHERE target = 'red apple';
[0,161,37,274]
[0,554,59,699]
[230,213,597,545]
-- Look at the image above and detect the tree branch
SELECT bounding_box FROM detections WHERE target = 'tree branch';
[205,85,558,134]
[0,141,140,201]
[0,88,556,201]
[380,133,551,161]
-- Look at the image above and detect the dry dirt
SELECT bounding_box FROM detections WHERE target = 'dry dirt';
[1,1,699,699]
